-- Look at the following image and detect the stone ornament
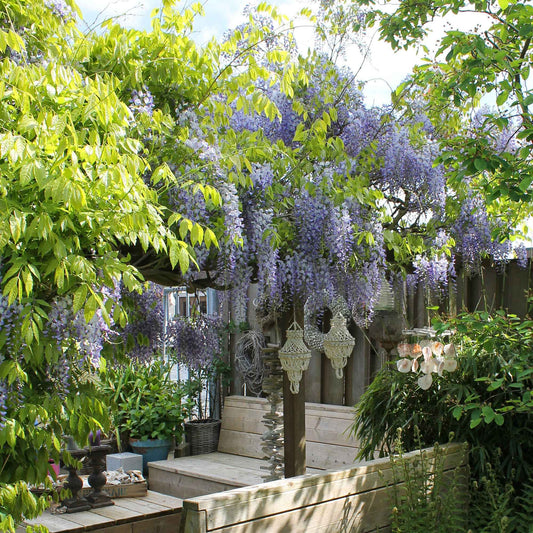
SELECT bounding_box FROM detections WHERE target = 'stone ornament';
[278,322,312,394]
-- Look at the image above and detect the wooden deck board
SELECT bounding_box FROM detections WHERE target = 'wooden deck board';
[17,491,182,533]
[178,443,468,532]
[142,492,184,508]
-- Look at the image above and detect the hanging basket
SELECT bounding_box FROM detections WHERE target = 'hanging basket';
[185,419,221,456]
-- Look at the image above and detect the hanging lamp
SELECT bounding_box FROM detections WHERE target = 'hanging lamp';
[323,312,355,379]
[278,322,312,394]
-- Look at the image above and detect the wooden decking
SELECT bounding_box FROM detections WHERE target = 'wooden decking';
[149,452,323,499]
[179,443,469,533]
[17,491,183,533]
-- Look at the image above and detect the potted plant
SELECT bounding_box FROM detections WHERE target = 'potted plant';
[166,312,230,455]
[99,359,188,472]
[182,368,223,456]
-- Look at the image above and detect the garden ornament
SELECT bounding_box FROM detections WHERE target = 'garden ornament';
[278,322,312,394]
[323,312,355,379]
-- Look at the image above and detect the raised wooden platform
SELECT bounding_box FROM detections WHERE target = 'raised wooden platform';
[150,452,323,499]
[149,396,362,500]
[17,491,183,533]
[179,443,469,533]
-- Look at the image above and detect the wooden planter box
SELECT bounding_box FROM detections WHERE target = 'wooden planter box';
[78,475,148,498]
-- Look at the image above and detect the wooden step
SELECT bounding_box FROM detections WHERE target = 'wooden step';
[148,452,323,500]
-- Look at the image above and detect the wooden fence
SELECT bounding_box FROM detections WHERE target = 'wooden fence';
[229,256,532,407]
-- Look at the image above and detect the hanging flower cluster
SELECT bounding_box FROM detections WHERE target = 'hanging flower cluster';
[165,313,223,370]
[396,339,458,390]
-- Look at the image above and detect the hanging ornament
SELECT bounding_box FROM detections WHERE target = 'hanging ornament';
[323,312,355,379]
[375,275,395,311]
[278,322,312,394]
[303,293,351,351]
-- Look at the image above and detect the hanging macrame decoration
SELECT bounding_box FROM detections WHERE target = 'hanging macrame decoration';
[278,322,312,394]
[323,312,355,379]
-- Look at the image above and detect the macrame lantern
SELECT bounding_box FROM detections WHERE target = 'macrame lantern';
[278,322,312,394]
[323,312,355,379]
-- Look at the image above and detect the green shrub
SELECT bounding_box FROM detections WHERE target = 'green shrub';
[467,460,514,533]
[353,306,533,531]
[353,362,460,460]
[388,432,468,533]
[99,359,191,445]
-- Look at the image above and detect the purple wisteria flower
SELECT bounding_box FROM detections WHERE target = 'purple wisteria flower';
[46,0,74,21]
[515,243,528,269]
[120,283,165,362]
[165,313,223,370]
[129,88,155,116]
[0,380,8,429]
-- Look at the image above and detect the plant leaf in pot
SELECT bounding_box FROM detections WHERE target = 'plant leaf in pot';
[101,360,187,472]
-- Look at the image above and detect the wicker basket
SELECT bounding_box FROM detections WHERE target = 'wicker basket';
[185,418,221,455]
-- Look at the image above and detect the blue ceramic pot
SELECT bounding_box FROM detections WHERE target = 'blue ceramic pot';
[130,438,171,473]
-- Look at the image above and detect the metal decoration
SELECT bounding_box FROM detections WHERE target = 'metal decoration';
[235,329,265,397]
[260,344,285,482]
[278,322,311,394]
[323,312,355,379]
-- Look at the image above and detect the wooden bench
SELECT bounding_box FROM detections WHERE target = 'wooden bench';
[17,491,183,533]
[148,395,362,499]
[178,443,468,533]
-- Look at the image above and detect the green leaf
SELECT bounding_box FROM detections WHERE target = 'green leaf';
[190,224,203,246]
[452,406,463,420]
[6,422,16,448]
[482,405,495,423]
[496,91,509,106]
[169,242,179,269]
[73,285,88,314]
[177,247,190,274]
[179,219,192,239]
[473,158,488,171]
[84,294,98,323]
[470,417,483,429]
[494,413,505,426]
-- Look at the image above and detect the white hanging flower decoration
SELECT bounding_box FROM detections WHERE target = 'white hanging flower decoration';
[397,358,411,373]
[444,343,456,357]
[395,331,458,389]
[443,358,458,373]
[418,373,433,390]
[432,341,444,357]
[397,343,412,357]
